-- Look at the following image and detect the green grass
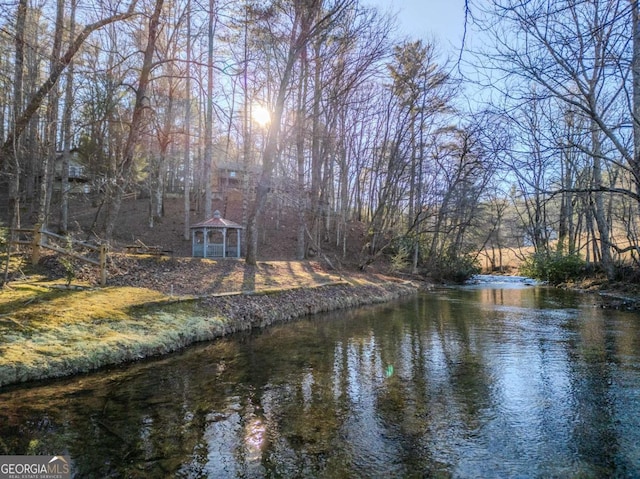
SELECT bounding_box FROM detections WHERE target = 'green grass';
[0,282,220,386]
[0,261,416,388]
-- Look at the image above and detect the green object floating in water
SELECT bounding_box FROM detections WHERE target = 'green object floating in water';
[385,364,394,377]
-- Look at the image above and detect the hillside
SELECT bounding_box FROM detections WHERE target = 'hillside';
[55,192,368,268]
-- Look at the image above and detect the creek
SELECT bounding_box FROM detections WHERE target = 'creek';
[1,280,639,478]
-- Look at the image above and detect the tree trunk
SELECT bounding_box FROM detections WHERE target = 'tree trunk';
[633,0,640,204]
[60,0,77,233]
[591,122,614,279]
[203,0,216,220]
[5,0,27,232]
[241,3,251,236]
[295,40,308,260]
[40,0,65,229]
[104,0,163,239]
[310,35,323,248]
[183,0,192,240]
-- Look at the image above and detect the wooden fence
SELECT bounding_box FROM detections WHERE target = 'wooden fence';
[10,225,108,286]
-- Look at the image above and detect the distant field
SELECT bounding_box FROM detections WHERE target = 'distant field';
[477,246,531,274]
[478,235,640,275]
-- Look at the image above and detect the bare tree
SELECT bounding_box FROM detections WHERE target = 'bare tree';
[104,0,164,239]
[183,0,193,240]
[1,0,139,235]
[38,0,65,229]
[633,0,640,201]
[4,0,27,231]
[59,0,77,233]
[476,0,634,277]
[244,0,353,265]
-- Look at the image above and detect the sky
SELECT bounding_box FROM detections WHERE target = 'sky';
[362,0,486,109]
[362,0,469,56]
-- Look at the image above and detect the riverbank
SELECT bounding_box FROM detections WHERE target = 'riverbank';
[0,257,420,388]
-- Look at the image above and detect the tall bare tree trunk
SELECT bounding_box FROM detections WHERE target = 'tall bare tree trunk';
[203,0,216,220]
[591,122,614,279]
[40,0,65,228]
[241,1,253,257]
[310,34,322,248]
[6,0,27,232]
[633,0,640,203]
[295,37,309,260]
[104,0,164,239]
[183,0,192,240]
[60,0,77,233]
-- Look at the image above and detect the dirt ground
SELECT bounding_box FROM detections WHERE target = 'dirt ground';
[38,253,354,296]
[62,194,368,268]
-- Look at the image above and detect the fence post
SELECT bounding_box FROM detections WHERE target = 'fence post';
[31,224,42,265]
[99,244,107,286]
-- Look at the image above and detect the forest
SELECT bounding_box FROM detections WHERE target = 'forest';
[0,0,639,283]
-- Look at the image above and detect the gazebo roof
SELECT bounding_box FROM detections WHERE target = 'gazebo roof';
[191,210,243,229]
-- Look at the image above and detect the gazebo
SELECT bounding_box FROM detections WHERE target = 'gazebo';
[191,210,243,259]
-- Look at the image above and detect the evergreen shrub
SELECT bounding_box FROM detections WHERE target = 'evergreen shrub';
[520,251,585,284]
[429,252,481,284]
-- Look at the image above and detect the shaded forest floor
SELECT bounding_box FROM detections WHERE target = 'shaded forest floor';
[36,252,383,297]
[41,192,389,292]
[61,193,370,267]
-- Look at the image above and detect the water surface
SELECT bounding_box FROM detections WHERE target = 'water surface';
[1,283,639,478]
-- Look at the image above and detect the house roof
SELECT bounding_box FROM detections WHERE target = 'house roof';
[191,210,243,229]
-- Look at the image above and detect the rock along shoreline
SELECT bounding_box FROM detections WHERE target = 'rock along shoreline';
[0,280,419,389]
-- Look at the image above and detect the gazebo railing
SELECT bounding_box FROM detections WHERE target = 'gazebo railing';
[193,243,239,258]
[207,243,224,257]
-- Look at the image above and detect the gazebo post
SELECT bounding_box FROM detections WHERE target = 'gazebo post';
[222,228,227,258]
[203,227,209,258]
[236,229,241,258]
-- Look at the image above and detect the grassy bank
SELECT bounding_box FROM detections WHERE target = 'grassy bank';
[0,264,418,388]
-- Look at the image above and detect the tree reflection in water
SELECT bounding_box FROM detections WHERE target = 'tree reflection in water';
[1,284,639,478]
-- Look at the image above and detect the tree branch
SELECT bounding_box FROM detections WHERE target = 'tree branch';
[1,0,140,170]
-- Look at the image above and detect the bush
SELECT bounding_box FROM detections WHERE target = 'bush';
[520,251,585,284]
[390,244,411,273]
[428,252,481,284]
[611,264,640,284]
[0,224,7,247]
[387,237,416,273]
[0,224,8,277]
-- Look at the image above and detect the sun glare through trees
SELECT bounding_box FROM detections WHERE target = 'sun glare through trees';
[0,0,639,280]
